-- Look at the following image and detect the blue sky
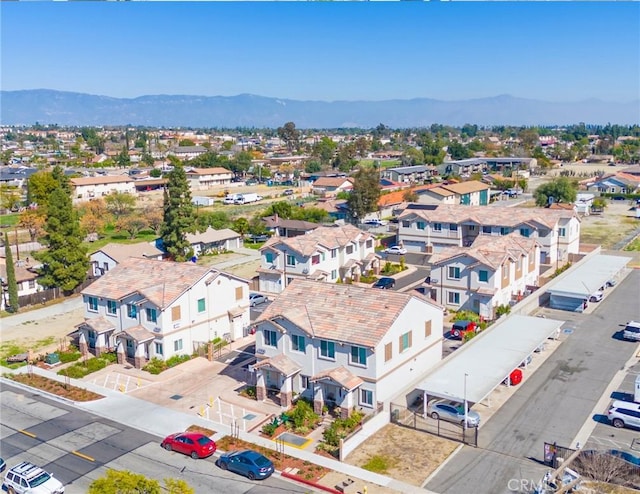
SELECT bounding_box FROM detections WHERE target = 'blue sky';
[2,2,638,103]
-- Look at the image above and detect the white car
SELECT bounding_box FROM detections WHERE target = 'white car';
[589,291,604,302]
[3,462,64,494]
[363,219,387,227]
[249,293,268,307]
[623,321,640,342]
[384,246,407,255]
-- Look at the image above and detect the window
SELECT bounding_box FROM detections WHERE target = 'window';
[171,305,181,321]
[331,249,337,258]
[28,280,35,289]
[482,226,492,234]
[265,252,274,263]
[346,245,354,254]
[402,221,410,228]
[286,255,296,266]
[146,307,157,323]
[520,228,530,237]
[385,342,392,362]
[107,300,117,315]
[558,227,566,237]
[366,239,373,249]
[312,254,320,265]
[425,320,432,338]
[155,342,163,355]
[88,296,98,312]
[360,389,373,407]
[468,225,476,231]
[320,340,335,359]
[331,269,337,280]
[264,329,277,347]
[350,345,367,366]
[399,331,412,353]
[235,286,243,300]
[433,223,442,232]
[291,334,306,353]
[448,291,460,305]
[417,221,426,230]
[321,252,326,261]
[300,375,309,389]
[103,262,109,272]
[500,227,510,236]
[448,266,461,280]
[449,224,458,231]
[479,270,489,282]
[127,304,137,318]
[197,298,206,313]
[174,339,183,351]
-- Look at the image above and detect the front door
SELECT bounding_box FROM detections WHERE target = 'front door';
[126,339,135,358]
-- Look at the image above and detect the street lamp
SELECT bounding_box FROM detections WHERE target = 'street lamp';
[463,373,469,431]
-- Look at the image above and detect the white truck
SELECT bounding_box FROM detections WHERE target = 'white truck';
[223,193,241,205]
[234,193,262,205]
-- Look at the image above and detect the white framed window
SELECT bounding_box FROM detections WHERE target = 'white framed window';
[107,300,117,315]
[88,296,98,312]
[146,307,157,323]
[320,340,335,360]
[127,304,137,318]
[478,270,489,282]
[174,339,183,351]
[331,269,337,280]
[346,245,354,254]
[350,345,367,367]
[449,224,458,231]
[264,329,277,347]
[300,375,309,389]
[360,389,373,407]
[447,291,460,305]
[331,249,337,258]
[558,227,566,237]
[433,223,442,232]
[286,255,296,266]
[402,221,410,228]
[448,266,461,280]
[155,342,163,355]
[291,334,306,353]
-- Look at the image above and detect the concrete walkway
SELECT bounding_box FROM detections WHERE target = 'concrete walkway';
[3,364,434,494]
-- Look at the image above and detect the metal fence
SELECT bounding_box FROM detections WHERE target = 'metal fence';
[390,402,478,447]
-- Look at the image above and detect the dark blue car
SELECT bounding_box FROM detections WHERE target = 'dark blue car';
[373,277,395,289]
[218,450,274,480]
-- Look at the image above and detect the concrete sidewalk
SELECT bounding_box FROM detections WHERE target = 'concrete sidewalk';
[1,294,84,328]
[3,364,434,494]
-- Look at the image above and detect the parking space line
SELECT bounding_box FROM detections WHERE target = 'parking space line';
[18,430,36,438]
[72,451,95,462]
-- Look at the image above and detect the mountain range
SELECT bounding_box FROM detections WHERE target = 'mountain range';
[1,89,638,128]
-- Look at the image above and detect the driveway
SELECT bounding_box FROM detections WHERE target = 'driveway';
[426,269,640,494]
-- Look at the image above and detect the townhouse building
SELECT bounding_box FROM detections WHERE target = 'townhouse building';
[90,242,164,278]
[258,224,379,294]
[77,258,249,368]
[428,234,541,319]
[184,167,234,190]
[418,180,491,206]
[252,279,444,415]
[396,204,580,264]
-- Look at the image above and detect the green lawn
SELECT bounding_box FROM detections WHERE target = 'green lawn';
[0,213,21,227]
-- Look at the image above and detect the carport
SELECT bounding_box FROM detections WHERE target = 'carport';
[415,315,564,417]
[547,254,630,312]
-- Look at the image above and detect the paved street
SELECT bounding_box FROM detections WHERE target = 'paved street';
[426,269,640,494]
[0,382,310,494]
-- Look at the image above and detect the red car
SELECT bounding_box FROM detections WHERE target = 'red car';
[451,320,477,340]
[161,432,217,459]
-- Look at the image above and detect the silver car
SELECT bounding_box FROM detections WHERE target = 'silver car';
[623,321,640,342]
[427,399,480,427]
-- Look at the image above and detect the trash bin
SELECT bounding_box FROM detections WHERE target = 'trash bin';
[45,353,60,365]
[392,409,400,421]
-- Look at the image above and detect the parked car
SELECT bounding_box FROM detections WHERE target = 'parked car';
[450,320,477,340]
[2,461,65,494]
[283,189,295,196]
[0,458,5,473]
[363,219,387,227]
[589,291,604,302]
[623,321,640,342]
[161,432,216,459]
[247,233,270,243]
[427,399,480,428]
[383,246,407,255]
[519,354,533,368]
[608,400,640,429]
[372,277,395,289]
[249,293,268,307]
[217,450,274,480]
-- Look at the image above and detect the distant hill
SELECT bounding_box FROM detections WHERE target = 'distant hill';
[1,89,638,127]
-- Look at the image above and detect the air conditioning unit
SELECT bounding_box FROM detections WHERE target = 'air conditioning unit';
[302,268,309,274]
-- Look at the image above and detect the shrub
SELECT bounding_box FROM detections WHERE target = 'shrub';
[261,422,277,437]
[241,385,257,399]
[166,354,190,368]
[143,357,166,375]
[58,354,115,379]
[495,304,511,317]
[58,346,82,364]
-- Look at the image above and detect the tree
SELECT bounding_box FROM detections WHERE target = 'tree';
[347,167,381,221]
[144,207,164,235]
[312,137,337,166]
[115,215,149,239]
[233,217,250,236]
[263,201,293,219]
[116,146,131,168]
[403,189,419,202]
[178,138,196,147]
[150,168,162,178]
[88,469,194,494]
[534,177,578,206]
[105,192,136,218]
[305,160,322,173]
[160,162,196,261]
[141,153,155,166]
[18,209,46,241]
[447,141,472,160]
[27,170,60,207]
[277,122,300,153]
[4,233,19,313]
[33,187,89,292]
[0,185,22,211]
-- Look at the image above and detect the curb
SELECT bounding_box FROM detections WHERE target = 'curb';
[281,471,342,494]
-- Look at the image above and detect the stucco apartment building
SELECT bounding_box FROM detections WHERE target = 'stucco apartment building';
[396,204,580,264]
[71,176,137,202]
[418,180,491,206]
[185,167,234,190]
[428,233,541,319]
[258,224,379,294]
[252,279,444,415]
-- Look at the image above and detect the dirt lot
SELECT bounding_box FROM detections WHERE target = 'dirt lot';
[579,201,639,250]
[342,424,459,487]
